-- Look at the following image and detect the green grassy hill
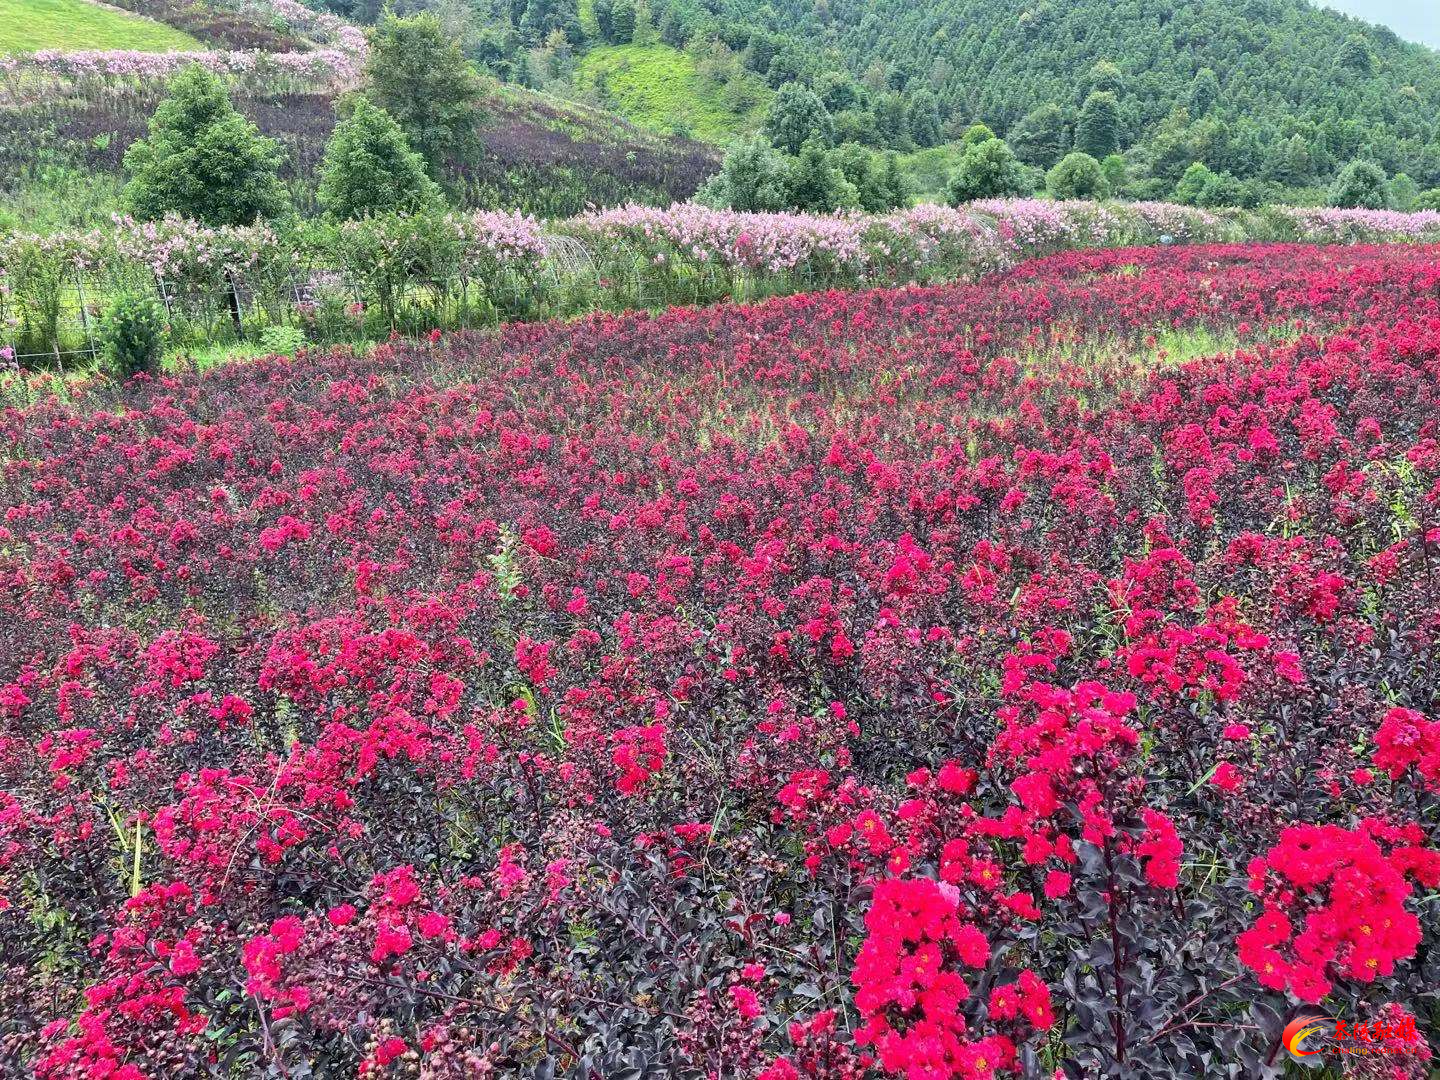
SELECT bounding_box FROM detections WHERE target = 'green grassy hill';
[0,0,201,52]
[576,42,769,143]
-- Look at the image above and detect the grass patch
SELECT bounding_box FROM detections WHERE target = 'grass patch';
[0,0,202,53]
[576,42,768,143]
[0,165,123,232]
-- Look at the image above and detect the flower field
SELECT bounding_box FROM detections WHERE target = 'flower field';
[2,241,1440,1078]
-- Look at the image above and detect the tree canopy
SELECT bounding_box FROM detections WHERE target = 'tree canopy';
[123,65,286,227]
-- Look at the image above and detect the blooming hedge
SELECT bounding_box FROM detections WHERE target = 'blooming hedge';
[8,200,1440,363]
[1,241,1438,1077]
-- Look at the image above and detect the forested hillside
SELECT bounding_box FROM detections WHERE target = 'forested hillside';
[352,0,1440,203]
[717,0,1440,184]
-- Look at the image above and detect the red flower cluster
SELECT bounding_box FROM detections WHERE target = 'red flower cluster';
[1373,707,1440,790]
[852,877,1045,1078]
[1238,824,1434,1002]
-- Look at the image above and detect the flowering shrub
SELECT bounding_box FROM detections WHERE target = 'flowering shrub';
[1,242,1439,1077]
[1239,824,1433,1002]
[11,199,1440,363]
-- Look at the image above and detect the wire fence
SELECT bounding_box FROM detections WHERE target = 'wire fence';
[0,250,890,370]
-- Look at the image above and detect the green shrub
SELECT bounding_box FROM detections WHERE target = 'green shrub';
[946,137,1029,204]
[258,324,307,356]
[1047,152,1106,199]
[1328,160,1391,209]
[98,294,166,378]
[124,66,287,227]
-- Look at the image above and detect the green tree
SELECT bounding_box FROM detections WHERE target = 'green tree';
[631,1,657,46]
[1263,133,1315,186]
[697,135,791,211]
[1415,188,1440,211]
[763,84,836,154]
[611,0,636,42]
[520,0,580,43]
[1047,151,1106,199]
[1008,103,1069,168]
[1189,67,1220,115]
[1390,171,1419,210]
[830,142,904,211]
[318,97,442,219]
[880,151,909,208]
[784,141,858,211]
[1174,161,1241,207]
[1174,161,1215,205]
[960,122,997,147]
[1328,160,1391,209]
[1100,153,1128,193]
[123,65,286,226]
[815,71,865,113]
[1087,60,1125,96]
[872,92,913,151]
[1334,34,1375,75]
[367,13,483,173]
[907,90,944,149]
[1075,91,1119,158]
[946,136,1028,203]
[592,0,614,41]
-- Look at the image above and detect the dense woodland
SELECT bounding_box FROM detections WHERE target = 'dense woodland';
[309,0,1440,206]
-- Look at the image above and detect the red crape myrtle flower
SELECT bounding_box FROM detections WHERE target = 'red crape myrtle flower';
[1238,824,1429,1002]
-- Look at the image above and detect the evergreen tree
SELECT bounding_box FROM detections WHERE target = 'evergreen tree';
[520,0,580,43]
[318,97,443,219]
[1335,34,1375,75]
[123,65,286,226]
[1189,67,1220,115]
[1075,91,1120,158]
[871,92,912,151]
[764,84,836,154]
[1047,151,1105,199]
[1262,133,1315,186]
[946,136,1028,203]
[611,0,636,43]
[632,1,657,46]
[592,0,614,41]
[906,90,944,148]
[368,13,483,173]
[880,151,909,208]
